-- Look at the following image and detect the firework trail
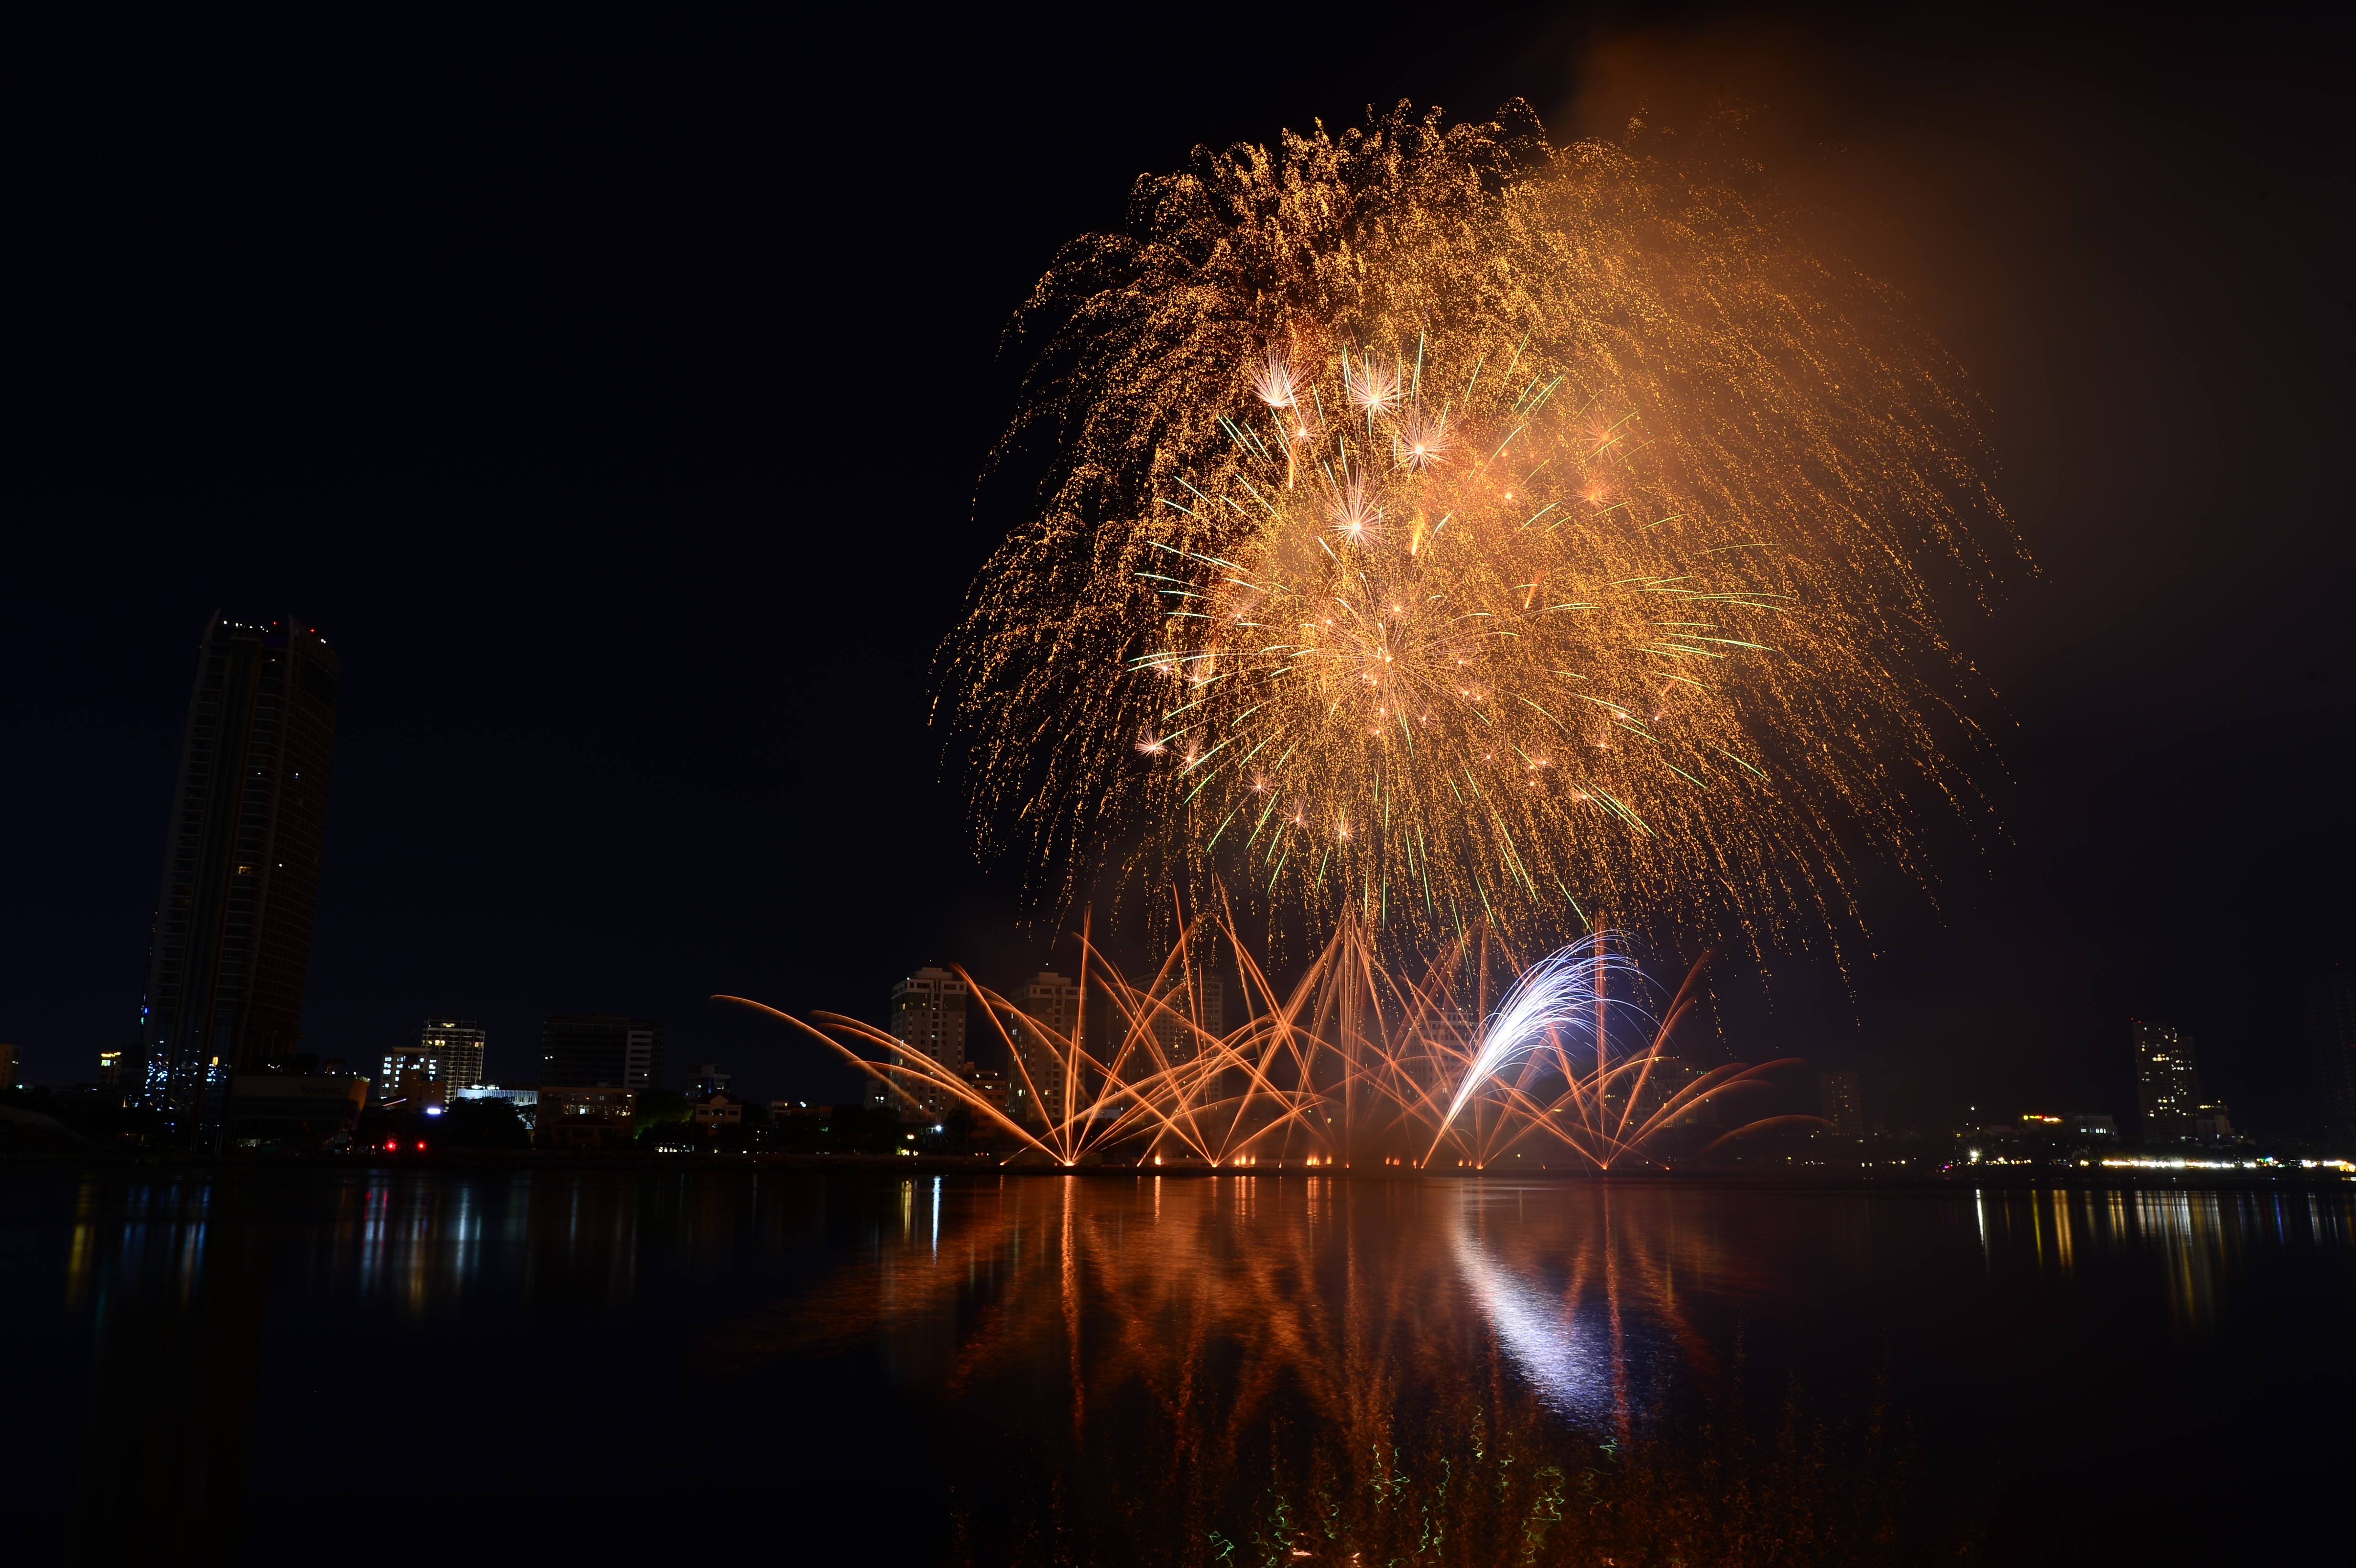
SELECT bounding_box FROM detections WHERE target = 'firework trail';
[941,100,2011,950]
[1430,935,1652,1149]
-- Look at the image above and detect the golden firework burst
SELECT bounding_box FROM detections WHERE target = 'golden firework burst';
[945,100,2010,949]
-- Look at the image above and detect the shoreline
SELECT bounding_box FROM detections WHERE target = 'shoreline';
[2,1151,2350,1190]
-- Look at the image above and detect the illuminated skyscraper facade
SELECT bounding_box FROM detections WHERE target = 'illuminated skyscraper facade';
[138,615,338,1117]
[2131,1018,2199,1142]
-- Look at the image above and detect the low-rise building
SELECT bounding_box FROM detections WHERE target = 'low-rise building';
[227,1072,368,1146]
[539,1086,637,1150]
[961,1065,1012,1117]
[451,1083,540,1129]
[1955,1111,2123,1165]
[388,1067,447,1112]
[692,1092,743,1127]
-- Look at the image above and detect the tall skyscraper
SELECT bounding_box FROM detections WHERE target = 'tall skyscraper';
[881,968,968,1117]
[138,615,338,1116]
[2131,1018,2199,1142]
[1817,1071,1865,1136]
[1003,971,1080,1124]
[2305,967,2356,1139]
[542,1015,666,1091]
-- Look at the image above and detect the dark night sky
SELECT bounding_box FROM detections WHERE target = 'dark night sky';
[1,7,2347,1129]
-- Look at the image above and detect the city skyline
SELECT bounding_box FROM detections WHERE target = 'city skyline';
[2,605,2339,1139]
[4,643,2349,1136]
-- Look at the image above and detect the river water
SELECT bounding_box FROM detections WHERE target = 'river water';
[4,1168,2350,1563]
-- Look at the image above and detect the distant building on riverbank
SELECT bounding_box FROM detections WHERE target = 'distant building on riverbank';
[452,1083,539,1128]
[540,1085,636,1149]
[418,1020,485,1091]
[542,1015,666,1092]
[382,1019,487,1110]
[226,1072,366,1146]
[2307,966,2356,1139]
[2132,1019,2200,1141]
[1001,972,1080,1125]
[882,968,968,1118]
[961,1064,1013,1118]
[135,615,339,1120]
[1818,1071,1864,1136]
[691,1091,743,1127]
[1149,972,1224,1060]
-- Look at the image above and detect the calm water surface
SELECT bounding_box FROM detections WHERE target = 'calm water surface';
[5,1169,2351,1563]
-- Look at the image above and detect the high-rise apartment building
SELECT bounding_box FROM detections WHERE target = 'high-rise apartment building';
[380,1020,487,1108]
[542,1015,666,1091]
[960,1062,1014,1119]
[2131,1018,2199,1142]
[1149,973,1225,1060]
[880,968,968,1117]
[1003,971,1080,1125]
[419,1019,486,1089]
[1817,1071,1864,1136]
[2305,967,2356,1138]
[137,615,339,1116]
